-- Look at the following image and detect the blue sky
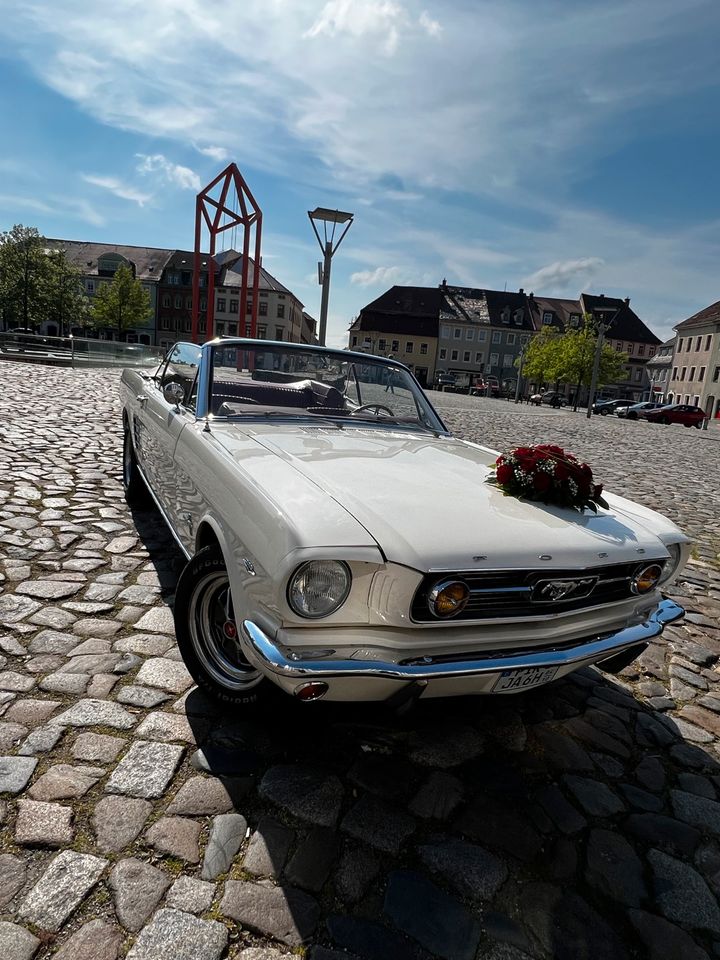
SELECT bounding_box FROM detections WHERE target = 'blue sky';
[1,0,718,347]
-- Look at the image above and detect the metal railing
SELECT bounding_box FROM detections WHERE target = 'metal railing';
[0,332,164,368]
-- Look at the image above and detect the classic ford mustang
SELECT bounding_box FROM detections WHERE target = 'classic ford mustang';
[120,339,688,707]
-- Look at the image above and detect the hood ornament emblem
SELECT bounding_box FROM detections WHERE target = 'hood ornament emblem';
[532,577,598,602]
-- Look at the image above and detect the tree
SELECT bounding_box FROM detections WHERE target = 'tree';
[45,248,91,335]
[522,326,563,387]
[555,314,628,410]
[91,264,152,339]
[0,224,50,330]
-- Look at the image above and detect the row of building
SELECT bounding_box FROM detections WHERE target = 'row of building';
[348,282,720,417]
[30,240,316,351]
[348,282,664,402]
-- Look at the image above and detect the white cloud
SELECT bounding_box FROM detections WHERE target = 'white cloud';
[351,265,405,286]
[305,0,406,54]
[419,11,441,37]
[522,257,605,293]
[136,154,201,190]
[81,174,152,206]
[196,144,229,162]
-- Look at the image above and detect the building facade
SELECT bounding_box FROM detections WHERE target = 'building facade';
[670,300,720,417]
[646,338,675,403]
[45,240,173,343]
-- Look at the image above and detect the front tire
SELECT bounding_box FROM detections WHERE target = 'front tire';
[123,422,149,506]
[174,546,275,707]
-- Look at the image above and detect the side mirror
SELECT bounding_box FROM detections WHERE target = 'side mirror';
[163,381,185,408]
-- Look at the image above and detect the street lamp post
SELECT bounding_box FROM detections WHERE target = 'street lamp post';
[308,207,354,346]
[514,344,527,404]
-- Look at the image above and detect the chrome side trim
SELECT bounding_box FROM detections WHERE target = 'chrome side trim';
[241,599,684,682]
[129,424,191,560]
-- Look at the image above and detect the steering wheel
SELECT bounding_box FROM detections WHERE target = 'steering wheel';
[351,403,395,418]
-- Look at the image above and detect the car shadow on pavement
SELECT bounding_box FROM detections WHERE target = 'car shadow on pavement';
[130,507,718,960]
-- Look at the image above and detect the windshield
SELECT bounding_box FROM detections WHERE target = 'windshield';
[208,341,445,432]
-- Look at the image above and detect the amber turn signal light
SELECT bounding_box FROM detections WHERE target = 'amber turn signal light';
[428,580,470,618]
[631,563,663,594]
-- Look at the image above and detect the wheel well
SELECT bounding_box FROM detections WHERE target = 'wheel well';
[196,522,221,554]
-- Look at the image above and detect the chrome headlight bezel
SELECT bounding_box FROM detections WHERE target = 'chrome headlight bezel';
[287,560,352,620]
[657,542,683,585]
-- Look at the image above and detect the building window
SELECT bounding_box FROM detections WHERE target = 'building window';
[714,366,720,382]
[86,281,94,293]
[689,367,696,380]
[162,294,171,308]
[451,350,459,361]
[633,367,643,382]
[174,296,182,309]
[276,304,284,318]
[489,352,499,367]
[229,299,238,313]
[706,335,712,351]
[378,339,387,351]
[259,302,268,316]
[259,291,267,297]
[638,344,645,356]
[542,312,553,325]
[228,323,237,336]
[681,367,687,380]
[507,333,516,345]
[615,341,622,351]
[453,328,462,339]
[699,367,706,381]
[420,343,428,355]
[405,341,413,353]
[677,338,683,351]
[463,351,471,362]
[391,340,399,352]
[475,352,483,364]
[696,336,702,351]
[439,348,447,360]
[258,326,267,339]
[671,367,678,380]
[465,328,474,340]
[352,336,358,346]
[168,272,180,285]
[491,331,501,344]
[217,298,226,313]
[275,327,283,340]
[200,297,207,311]
[216,322,225,336]
[160,315,171,330]
[648,346,655,356]
[441,326,450,339]
[503,353,513,368]
[568,313,580,327]
[477,330,487,341]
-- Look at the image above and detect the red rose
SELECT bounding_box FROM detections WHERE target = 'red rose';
[554,462,569,481]
[496,463,514,485]
[537,444,564,456]
[513,446,534,458]
[533,471,551,492]
[579,463,593,478]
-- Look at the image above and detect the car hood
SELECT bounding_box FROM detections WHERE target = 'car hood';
[236,424,679,572]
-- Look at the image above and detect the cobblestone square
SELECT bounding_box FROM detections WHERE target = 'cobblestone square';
[0,364,719,959]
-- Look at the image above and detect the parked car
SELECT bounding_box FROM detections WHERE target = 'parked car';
[472,377,500,397]
[641,403,706,428]
[433,372,456,390]
[536,391,568,407]
[592,398,635,416]
[121,339,688,707]
[617,401,663,420]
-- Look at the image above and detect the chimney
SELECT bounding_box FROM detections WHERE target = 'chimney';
[624,297,630,305]
[529,292,534,300]
[518,288,524,295]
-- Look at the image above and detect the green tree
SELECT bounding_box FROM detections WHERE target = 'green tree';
[45,248,91,335]
[555,314,628,410]
[522,326,563,387]
[0,224,50,330]
[91,264,152,339]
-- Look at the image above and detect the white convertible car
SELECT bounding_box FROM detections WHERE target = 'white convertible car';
[120,339,688,708]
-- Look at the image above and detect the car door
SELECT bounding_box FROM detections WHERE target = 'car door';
[135,342,202,524]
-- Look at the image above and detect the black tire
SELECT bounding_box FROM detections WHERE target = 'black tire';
[174,545,276,707]
[627,412,637,420]
[695,421,702,429]
[123,422,150,505]
[661,416,670,425]
[600,409,608,416]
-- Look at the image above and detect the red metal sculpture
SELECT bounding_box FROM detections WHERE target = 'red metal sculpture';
[191,163,263,343]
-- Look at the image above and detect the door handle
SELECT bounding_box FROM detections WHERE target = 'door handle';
[137,395,148,404]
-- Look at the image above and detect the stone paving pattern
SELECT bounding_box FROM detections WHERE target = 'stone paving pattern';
[0,363,719,959]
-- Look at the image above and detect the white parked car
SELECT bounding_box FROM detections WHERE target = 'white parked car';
[120,339,688,708]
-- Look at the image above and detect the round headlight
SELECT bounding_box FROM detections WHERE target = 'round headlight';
[428,579,470,618]
[288,560,351,619]
[631,563,664,595]
[658,542,682,585]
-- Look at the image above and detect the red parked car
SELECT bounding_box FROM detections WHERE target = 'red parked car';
[641,403,706,428]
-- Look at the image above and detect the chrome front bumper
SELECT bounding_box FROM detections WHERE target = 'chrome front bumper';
[240,599,684,698]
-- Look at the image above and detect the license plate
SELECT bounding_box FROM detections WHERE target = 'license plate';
[492,666,559,693]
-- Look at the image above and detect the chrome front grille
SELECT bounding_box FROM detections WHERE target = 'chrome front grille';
[411,560,664,622]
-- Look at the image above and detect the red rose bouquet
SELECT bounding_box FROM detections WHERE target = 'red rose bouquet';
[488,444,609,513]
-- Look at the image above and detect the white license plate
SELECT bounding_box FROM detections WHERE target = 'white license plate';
[492,666,559,693]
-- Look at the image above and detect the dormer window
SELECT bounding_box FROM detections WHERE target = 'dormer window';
[569,313,580,328]
[542,312,553,325]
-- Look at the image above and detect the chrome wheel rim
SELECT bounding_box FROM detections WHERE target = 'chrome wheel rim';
[188,571,262,690]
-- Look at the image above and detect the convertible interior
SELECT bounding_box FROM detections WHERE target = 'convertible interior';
[210,376,347,416]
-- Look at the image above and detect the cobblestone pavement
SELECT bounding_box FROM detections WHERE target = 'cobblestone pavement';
[1,364,720,960]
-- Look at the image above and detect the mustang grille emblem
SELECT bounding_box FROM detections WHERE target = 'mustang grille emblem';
[532,577,598,602]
